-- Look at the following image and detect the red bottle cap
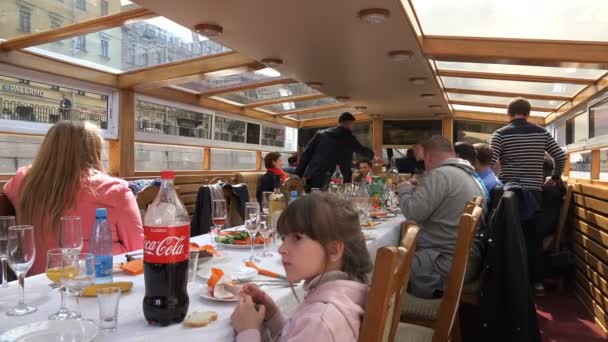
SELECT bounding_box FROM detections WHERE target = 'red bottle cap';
[160,170,176,179]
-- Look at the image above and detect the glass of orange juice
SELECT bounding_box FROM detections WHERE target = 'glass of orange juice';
[46,249,80,320]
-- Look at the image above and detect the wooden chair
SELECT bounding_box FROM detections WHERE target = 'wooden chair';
[543,184,573,252]
[359,223,420,342]
[136,185,160,211]
[280,177,304,201]
[398,206,483,342]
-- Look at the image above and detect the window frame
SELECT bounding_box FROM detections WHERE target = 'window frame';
[18,6,32,33]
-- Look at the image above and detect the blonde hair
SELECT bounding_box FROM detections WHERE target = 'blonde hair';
[18,121,104,238]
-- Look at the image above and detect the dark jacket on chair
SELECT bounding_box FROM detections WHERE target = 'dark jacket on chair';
[257,172,281,204]
[479,189,541,342]
[191,182,249,237]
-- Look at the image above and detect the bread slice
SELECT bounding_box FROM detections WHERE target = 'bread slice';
[183,311,218,328]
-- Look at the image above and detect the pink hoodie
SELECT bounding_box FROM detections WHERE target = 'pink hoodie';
[236,272,368,342]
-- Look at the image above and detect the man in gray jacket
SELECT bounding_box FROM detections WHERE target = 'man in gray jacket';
[398,136,485,298]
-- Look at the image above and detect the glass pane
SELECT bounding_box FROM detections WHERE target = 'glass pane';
[0,1,138,41]
[246,122,260,145]
[453,121,504,144]
[175,68,281,93]
[135,100,212,139]
[352,122,372,149]
[0,74,109,127]
[574,112,589,143]
[210,149,256,170]
[452,104,548,117]
[284,127,298,152]
[412,0,608,42]
[590,98,608,138]
[447,93,564,109]
[442,77,584,97]
[218,83,318,105]
[436,61,606,80]
[382,120,443,145]
[569,151,591,179]
[555,122,566,147]
[214,116,245,143]
[29,16,230,73]
[600,149,608,181]
[285,108,358,121]
[258,97,338,113]
[135,142,203,171]
[261,126,285,147]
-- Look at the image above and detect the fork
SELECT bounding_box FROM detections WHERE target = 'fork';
[48,282,61,289]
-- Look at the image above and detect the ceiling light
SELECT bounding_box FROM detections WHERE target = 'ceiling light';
[261,58,283,68]
[254,68,281,77]
[388,50,414,62]
[358,8,390,24]
[204,66,251,79]
[355,106,367,111]
[194,23,223,37]
[421,94,436,100]
[409,77,426,85]
[306,82,323,90]
[336,96,350,102]
[429,105,442,109]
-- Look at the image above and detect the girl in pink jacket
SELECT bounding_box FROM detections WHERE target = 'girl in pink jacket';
[231,192,372,341]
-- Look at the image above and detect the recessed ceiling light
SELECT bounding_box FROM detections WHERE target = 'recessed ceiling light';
[306,82,323,90]
[388,50,414,62]
[261,58,283,68]
[357,8,390,24]
[336,96,350,102]
[409,77,426,85]
[429,105,442,109]
[421,94,436,100]
[355,106,367,111]
[194,23,223,37]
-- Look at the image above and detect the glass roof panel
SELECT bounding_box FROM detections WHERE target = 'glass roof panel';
[436,61,606,80]
[28,16,230,73]
[452,104,548,117]
[441,77,585,97]
[0,1,138,41]
[176,68,281,93]
[447,93,564,109]
[217,83,319,105]
[286,108,361,121]
[258,97,339,113]
[412,0,608,42]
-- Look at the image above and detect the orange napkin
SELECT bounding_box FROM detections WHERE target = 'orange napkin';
[120,259,143,275]
[207,268,224,295]
[190,242,218,256]
[245,261,285,279]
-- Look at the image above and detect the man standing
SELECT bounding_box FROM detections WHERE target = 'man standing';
[59,94,72,120]
[490,98,566,294]
[296,112,373,189]
[398,136,485,298]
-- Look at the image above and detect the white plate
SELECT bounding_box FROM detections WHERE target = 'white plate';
[0,283,51,307]
[0,319,98,342]
[199,285,238,302]
[197,266,258,282]
[218,242,265,249]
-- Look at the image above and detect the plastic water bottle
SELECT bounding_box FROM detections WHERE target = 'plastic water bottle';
[89,208,113,284]
[289,191,298,204]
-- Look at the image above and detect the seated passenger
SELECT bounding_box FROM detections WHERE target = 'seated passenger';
[231,192,371,342]
[454,141,489,199]
[353,160,372,183]
[257,152,285,203]
[398,136,485,298]
[282,156,298,175]
[474,143,502,193]
[396,149,419,175]
[3,121,143,276]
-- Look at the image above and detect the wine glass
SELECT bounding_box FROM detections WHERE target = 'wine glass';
[6,225,37,316]
[258,214,274,258]
[244,202,260,263]
[60,216,83,253]
[46,249,80,320]
[212,200,227,249]
[61,253,95,319]
[0,216,15,288]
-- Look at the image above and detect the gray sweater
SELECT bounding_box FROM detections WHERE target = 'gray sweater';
[398,158,485,260]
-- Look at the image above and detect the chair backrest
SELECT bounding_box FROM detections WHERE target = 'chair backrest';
[552,184,573,253]
[0,193,16,216]
[136,184,160,211]
[432,206,482,342]
[359,224,420,342]
[280,177,304,200]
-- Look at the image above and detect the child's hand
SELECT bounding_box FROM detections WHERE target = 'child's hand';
[231,295,266,334]
[241,283,278,321]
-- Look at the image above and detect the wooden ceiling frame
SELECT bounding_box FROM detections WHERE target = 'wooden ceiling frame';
[450,100,555,112]
[275,103,349,117]
[437,69,595,85]
[197,77,297,97]
[546,73,608,124]
[444,87,571,102]
[453,110,546,125]
[243,92,326,109]
[0,8,156,51]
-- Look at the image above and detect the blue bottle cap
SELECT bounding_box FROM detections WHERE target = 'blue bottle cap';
[95,208,107,219]
[290,191,298,197]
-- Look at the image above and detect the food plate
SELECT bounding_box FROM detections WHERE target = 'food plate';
[199,284,238,302]
[198,266,258,282]
[0,319,98,342]
[0,283,50,307]
[216,230,271,249]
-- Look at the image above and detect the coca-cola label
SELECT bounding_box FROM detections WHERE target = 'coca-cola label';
[331,178,343,185]
[143,224,190,264]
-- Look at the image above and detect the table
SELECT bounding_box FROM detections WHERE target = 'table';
[0,216,403,341]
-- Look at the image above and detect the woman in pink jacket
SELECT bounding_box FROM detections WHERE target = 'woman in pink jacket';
[231,192,372,341]
[4,121,143,276]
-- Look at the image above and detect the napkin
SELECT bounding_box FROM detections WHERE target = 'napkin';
[190,242,218,256]
[207,268,234,299]
[120,259,143,275]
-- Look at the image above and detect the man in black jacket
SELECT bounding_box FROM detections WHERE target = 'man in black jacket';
[296,112,374,189]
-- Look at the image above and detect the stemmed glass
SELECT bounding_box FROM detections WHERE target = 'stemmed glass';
[46,249,80,320]
[258,216,274,258]
[0,216,15,288]
[6,225,37,316]
[244,202,261,263]
[60,216,83,253]
[61,253,95,319]
[211,200,227,249]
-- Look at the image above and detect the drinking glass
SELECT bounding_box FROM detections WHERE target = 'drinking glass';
[258,219,274,258]
[97,287,121,333]
[46,249,80,320]
[244,202,260,263]
[6,225,37,316]
[60,216,83,253]
[0,216,15,288]
[211,200,227,249]
[187,249,199,283]
[311,188,321,193]
[61,253,95,318]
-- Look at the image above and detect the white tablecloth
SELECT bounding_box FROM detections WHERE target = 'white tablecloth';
[0,216,403,341]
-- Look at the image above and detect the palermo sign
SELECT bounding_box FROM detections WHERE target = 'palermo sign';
[2,84,44,97]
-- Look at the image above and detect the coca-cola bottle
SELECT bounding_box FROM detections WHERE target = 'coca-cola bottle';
[143,170,190,326]
[331,164,344,185]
